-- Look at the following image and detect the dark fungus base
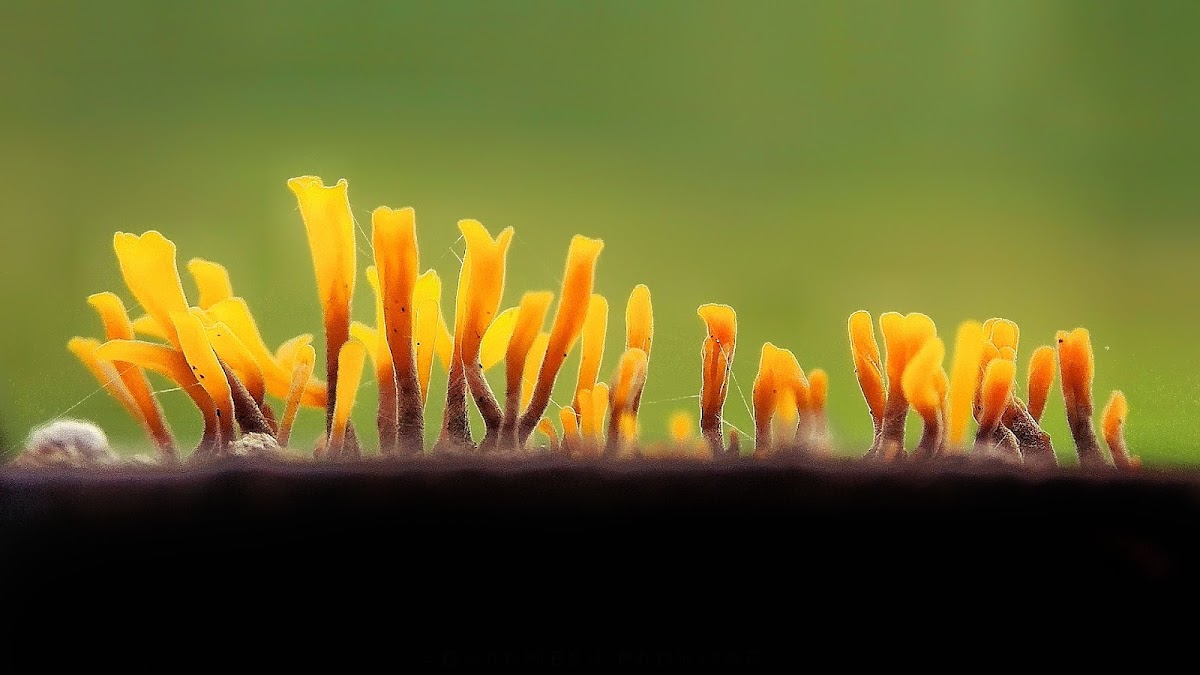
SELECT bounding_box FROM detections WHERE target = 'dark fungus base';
[1,457,1196,657]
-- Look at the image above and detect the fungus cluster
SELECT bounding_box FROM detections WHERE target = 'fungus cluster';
[847,312,1137,470]
[36,176,1136,470]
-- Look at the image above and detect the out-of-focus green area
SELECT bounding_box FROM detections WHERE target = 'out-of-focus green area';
[2,1,1198,464]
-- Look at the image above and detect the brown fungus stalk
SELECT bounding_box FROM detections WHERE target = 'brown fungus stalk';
[500,292,554,447]
[288,176,356,433]
[517,236,604,445]
[697,304,737,457]
[1056,328,1109,469]
[372,206,424,455]
[439,220,514,452]
[359,268,398,454]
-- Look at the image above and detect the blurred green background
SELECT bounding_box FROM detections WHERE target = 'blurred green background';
[2,1,1198,464]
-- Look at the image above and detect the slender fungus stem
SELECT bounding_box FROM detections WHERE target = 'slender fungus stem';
[172,312,237,448]
[289,176,356,433]
[96,340,221,456]
[1056,328,1109,469]
[848,311,886,455]
[328,339,367,460]
[697,304,737,457]
[573,294,609,422]
[457,221,514,450]
[1004,399,1055,469]
[805,369,830,454]
[624,285,654,419]
[518,236,604,445]
[501,292,554,448]
[362,269,398,454]
[373,207,424,456]
[1102,390,1139,472]
[85,292,176,459]
[277,344,315,449]
[559,406,581,456]
[536,418,560,454]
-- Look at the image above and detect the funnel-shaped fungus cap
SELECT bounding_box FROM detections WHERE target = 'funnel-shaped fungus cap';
[187,258,234,310]
[113,231,190,348]
[456,219,515,363]
[288,176,356,319]
[1026,346,1056,423]
[946,320,984,448]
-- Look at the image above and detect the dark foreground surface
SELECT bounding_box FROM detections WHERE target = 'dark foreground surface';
[2,457,1199,660]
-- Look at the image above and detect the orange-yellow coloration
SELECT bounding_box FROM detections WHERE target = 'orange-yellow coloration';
[480,306,519,371]
[1102,390,1127,443]
[521,332,550,412]
[68,337,141,425]
[609,348,649,415]
[588,381,609,444]
[364,268,395,390]
[456,219,515,366]
[1027,346,1056,422]
[519,235,604,441]
[698,304,737,435]
[505,292,555,407]
[848,310,886,425]
[208,298,325,408]
[131,314,170,341]
[288,176,356,324]
[187,258,234,309]
[978,358,1016,434]
[946,320,984,447]
[85,292,174,453]
[985,318,1020,355]
[172,311,236,444]
[536,417,560,453]
[902,337,946,423]
[276,343,315,449]
[275,334,314,370]
[1056,328,1094,414]
[881,312,936,397]
[96,339,220,446]
[371,207,420,397]
[328,338,367,458]
[113,231,190,348]
[625,285,653,356]
[617,413,638,453]
[559,406,581,450]
[753,343,804,449]
[413,270,449,401]
[573,294,609,415]
[669,411,696,443]
[203,319,266,404]
[807,369,828,411]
